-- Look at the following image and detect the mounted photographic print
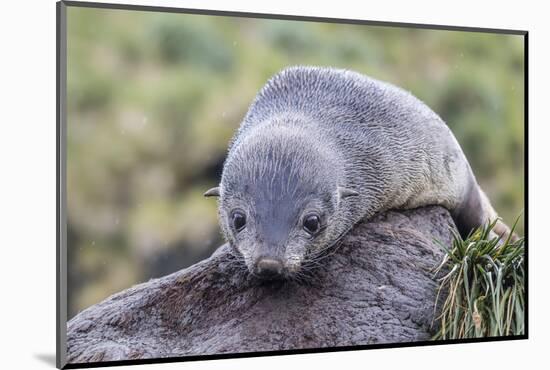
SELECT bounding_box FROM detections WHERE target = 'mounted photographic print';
[56,1,527,368]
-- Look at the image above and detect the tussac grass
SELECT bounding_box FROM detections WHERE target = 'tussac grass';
[432,217,525,340]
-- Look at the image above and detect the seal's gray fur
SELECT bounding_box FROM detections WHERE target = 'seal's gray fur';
[212,66,510,277]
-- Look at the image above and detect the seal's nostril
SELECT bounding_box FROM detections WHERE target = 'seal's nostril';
[255,258,283,278]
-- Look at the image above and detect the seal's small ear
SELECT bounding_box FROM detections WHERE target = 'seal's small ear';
[338,187,359,199]
[204,187,220,198]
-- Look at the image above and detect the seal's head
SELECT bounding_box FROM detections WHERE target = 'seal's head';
[205,121,358,281]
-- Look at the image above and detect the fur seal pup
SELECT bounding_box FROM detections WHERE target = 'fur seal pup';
[204,66,514,280]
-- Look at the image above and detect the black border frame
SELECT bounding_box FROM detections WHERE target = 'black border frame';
[56,1,529,368]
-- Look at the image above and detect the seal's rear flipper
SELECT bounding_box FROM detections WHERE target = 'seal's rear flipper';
[452,179,486,239]
[453,181,519,242]
[493,219,520,243]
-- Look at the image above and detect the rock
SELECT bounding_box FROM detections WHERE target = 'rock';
[66,206,455,364]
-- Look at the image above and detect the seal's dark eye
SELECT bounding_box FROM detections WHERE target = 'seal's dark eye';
[232,211,246,232]
[303,214,321,235]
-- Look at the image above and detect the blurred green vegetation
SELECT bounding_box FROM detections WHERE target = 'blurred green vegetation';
[66,7,525,318]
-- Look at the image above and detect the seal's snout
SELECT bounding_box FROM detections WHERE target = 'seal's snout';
[254,257,284,279]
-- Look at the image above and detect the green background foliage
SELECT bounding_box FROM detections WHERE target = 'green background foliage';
[66,7,525,318]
